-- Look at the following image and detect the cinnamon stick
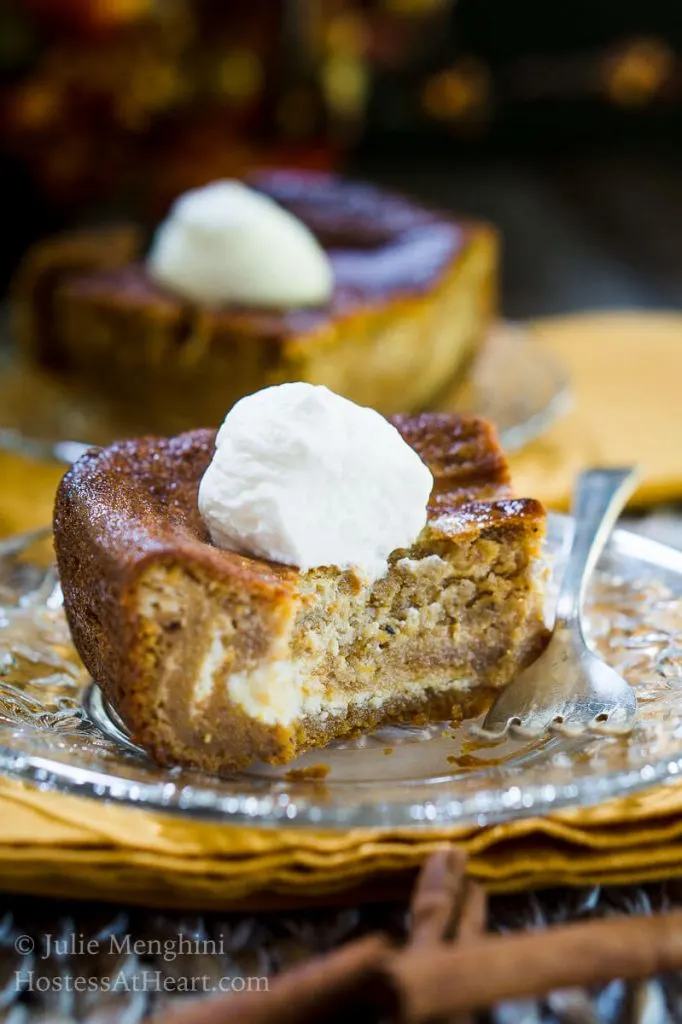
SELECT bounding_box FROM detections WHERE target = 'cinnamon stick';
[407,848,487,1024]
[391,910,682,1019]
[409,848,469,946]
[450,881,487,1024]
[155,934,396,1024]
[155,854,682,1023]
[456,881,486,941]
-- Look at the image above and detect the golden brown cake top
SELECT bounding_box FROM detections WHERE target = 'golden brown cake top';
[53,413,544,601]
[58,171,482,336]
[391,413,511,510]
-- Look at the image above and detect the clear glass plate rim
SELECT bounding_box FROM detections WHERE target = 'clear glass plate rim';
[2,514,682,831]
[1,727,681,832]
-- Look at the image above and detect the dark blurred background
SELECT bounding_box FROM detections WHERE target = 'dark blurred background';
[2,0,682,317]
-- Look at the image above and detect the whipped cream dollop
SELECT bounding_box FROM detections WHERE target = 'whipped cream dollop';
[147,180,333,307]
[198,383,434,581]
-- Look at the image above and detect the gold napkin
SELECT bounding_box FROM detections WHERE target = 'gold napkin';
[1,311,682,909]
[4,779,682,908]
[507,312,682,509]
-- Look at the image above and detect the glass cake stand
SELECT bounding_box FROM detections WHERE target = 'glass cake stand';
[0,322,569,464]
[1,514,682,830]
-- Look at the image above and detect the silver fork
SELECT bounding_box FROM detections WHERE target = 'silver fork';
[480,467,639,738]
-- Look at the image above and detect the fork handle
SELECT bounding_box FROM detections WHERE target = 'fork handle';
[556,467,639,628]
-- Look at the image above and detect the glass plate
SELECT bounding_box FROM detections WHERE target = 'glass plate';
[1,515,682,830]
[0,322,570,463]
